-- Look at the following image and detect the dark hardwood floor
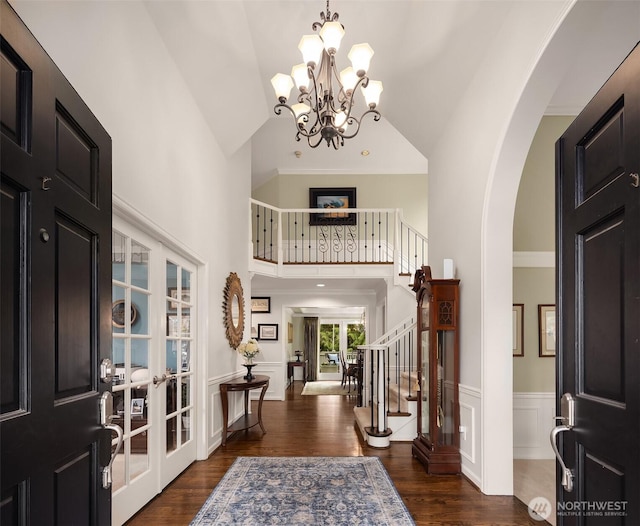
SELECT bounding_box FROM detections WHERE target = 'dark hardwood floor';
[126,381,541,525]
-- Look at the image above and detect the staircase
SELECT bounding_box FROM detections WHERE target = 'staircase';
[355,317,419,448]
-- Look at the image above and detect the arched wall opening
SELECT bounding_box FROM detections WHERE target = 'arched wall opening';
[481,0,640,494]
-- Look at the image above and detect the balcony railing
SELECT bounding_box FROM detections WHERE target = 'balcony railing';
[250,199,427,275]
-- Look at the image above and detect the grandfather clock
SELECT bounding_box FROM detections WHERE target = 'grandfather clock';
[412,266,461,474]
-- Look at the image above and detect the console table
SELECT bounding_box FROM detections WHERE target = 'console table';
[220,374,269,446]
[287,360,308,387]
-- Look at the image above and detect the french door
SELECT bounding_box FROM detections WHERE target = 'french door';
[110,217,197,525]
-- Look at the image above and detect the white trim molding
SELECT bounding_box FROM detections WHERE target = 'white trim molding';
[459,384,481,487]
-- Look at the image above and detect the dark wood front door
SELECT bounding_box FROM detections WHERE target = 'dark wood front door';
[1,1,112,523]
[556,43,640,524]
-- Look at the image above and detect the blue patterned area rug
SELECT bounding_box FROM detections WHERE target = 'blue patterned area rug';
[190,456,415,525]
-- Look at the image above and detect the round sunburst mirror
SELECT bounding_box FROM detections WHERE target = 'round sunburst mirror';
[223,272,245,349]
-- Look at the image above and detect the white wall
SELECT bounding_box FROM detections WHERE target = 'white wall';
[252,172,428,234]
[10,0,252,457]
[512,117,573,395]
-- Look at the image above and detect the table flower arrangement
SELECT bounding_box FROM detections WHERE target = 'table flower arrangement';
[236,338,260,364]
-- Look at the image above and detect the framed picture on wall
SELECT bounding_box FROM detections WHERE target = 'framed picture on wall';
[538,304,556,357]
[309,187,357,225]
[258,323,278,341]
[251,297,271,313]
[288,322,293,343]
[512,304,524,357]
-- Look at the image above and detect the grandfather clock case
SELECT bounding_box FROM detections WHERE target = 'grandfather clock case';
[412,266,461,474]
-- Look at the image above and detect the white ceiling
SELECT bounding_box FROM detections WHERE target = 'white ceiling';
[144,0,640,190]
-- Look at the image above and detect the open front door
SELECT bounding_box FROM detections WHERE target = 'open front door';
[1,1,112,523]
[556,43,640,524]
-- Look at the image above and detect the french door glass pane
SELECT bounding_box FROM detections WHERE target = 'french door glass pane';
[319,323,340,373]
[112,231,126,282]
[131,290,149,335]
[181,341,191,372]
[112,285,125,334]
[181,267,191,293]
[131,340,149,381]
[166,416,177,453]
[165,261,193,454]
[347,322,365,361]
[131,240,149,289]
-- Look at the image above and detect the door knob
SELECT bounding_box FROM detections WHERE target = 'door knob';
[550,392,575,492]
[100,358,117,383]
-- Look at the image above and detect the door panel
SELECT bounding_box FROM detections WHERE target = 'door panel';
[557,43,640,524]
[1,1,112,523]
[1,178,27,416]
[56,215,95,397]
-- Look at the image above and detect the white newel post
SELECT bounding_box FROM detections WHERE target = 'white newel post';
[376,347,386,433]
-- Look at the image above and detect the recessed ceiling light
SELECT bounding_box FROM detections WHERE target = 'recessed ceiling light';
[316,283,325,287]
[361,150,370,156]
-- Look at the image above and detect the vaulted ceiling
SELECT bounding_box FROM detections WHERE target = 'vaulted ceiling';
[143,0,640,189]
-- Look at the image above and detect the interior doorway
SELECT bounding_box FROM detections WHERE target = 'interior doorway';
[317,318,365,381]
[511,116,572,523]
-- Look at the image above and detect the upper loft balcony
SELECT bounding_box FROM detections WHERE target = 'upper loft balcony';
[249,199,428,282]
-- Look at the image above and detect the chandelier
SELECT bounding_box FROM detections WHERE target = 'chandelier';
[271,1,383,149]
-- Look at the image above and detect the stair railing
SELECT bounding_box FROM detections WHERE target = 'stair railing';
[357,316,417,437]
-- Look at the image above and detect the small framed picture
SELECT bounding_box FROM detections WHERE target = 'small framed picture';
[258,323,278,341]
[512,304,524,357]
[251,297,271,313]
[288,322,293,343]
[538,304,556,357]
[131,398,145,416]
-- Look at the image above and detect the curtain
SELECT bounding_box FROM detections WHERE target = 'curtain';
[304,317,318,381]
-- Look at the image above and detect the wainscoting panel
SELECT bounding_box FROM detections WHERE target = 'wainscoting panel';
[459,384,481,487]
[247,363,283,401]
[513,392,555,459]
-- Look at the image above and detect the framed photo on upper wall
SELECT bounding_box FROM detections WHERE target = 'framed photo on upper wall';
[309,187,357,226]
[538,304,556,357]
[513,304,524,357]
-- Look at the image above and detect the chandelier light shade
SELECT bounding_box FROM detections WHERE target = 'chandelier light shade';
[272,0,383,149]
